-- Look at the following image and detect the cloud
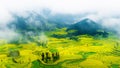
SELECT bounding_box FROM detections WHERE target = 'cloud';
[0,28,20,41]
[0,0,120,40]
[0,6,13,26]
[0,0,120,13]
[0,0,120,20]
[102,18,120,34]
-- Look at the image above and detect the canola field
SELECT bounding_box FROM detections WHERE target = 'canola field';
[0,29,120,68]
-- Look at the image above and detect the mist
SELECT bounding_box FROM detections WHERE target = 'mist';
[1,0,120,41]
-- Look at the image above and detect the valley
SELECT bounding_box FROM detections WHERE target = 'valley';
[0,27,120,68]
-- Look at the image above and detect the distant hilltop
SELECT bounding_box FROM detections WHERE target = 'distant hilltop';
[67,18,108,37]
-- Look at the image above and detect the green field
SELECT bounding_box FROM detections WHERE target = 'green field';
[0,28,120,68]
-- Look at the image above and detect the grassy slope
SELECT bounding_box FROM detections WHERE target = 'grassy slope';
[0,28,120,68]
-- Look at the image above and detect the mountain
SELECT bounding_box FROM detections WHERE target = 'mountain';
[7,11,78,34]
[67,18,108,37]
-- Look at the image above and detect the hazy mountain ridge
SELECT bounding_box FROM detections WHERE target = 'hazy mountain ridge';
[7,11,79,33]
[67,18,109,37]
[2,10,118,43]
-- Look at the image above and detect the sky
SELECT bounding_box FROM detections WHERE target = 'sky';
[0,0,120,41]
[0,0,120,24]
[0,0,120,23]
[0,0,120,13]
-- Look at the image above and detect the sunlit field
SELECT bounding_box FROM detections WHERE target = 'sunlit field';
[0,28,120,68]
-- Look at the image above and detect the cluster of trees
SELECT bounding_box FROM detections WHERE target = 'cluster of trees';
[41,52,60,63]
